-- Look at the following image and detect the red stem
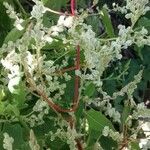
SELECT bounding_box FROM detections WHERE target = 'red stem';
[71,0,75,16]
[35,0,80,113]
[39,45,80,113]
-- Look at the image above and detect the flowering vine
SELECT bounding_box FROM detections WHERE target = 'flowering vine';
[0,0,150,149]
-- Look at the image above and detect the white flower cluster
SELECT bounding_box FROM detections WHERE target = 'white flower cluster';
[90,99,121,123]
[112,70,143,100]
[112,0,150,25]
[27,99,49,127]
[3,133,14,150]
[87,71,142,123]
[31,0,47,20]
[26,51,38,75]
[140,139,150,150]
[125,0,150,24]
[105,103,121,123]
[102,126,123,142]
[47,15,74,38]
[133,102,150,119]
[3,2,24,30]
[29,130,40,150]
[134,27,150,47]
[93,142,104,150]
[0,1,150,148]
[58,15,74,28]
[112,3,127,14]
[1,50,21,93]
[50,121,81,150]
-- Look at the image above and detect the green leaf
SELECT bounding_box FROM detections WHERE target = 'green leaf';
[86,16,102,35]
[86,130,100,147]
[103,80,116,95]
[137,17,150,31]
[84,82,95,97]
[121,102,131,126]
[134,45,144,60]
[12,82,27,109]
[129,141,140,150]
[4,19,29,44]
[100,136,118,150]
[86,109,115,146]
[0,102,5,115]
[75,98,84,125]
[2,123,26,149]
[0,89,5,101]
[42,0,69,10]
[0,1,12,46]
[86,109,115,132]
[101,7,115,38]
[5,104,20,116]
[93,0,99,6]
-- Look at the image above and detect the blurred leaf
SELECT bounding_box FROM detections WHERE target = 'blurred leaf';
[100,136,118,150]
[134,45,144,60]
[42,0,69,10]
[0,1,12,46]
[86,109,115,146]
[86,16,103,35]
[0,89,5,101]
[5,104,20,116]
[103,80,117,95]
[143,67,150,81]
[12,82,27,109]
[86,130,100,147]
[129,141,140,150]
[141,46,150,66]
[4,19,30,44]
[121,102,131,126]
[101,7,115,38]
[2,123,25,149]
[137,17,150,31]
[86,109,115,132]
[84,82,96,97]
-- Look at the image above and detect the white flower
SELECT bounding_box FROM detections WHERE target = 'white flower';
[102,126,110,136]
[44,36,53,43]
[8,76,20,93]
[3,133,14,150]
[14,18,24,31]
[75,70,81,76]
[31,0,46,19]
[1,50,21,93]
[141,122,150,137]
[3,2,24,30]
[33,100,48,112]
[57,15,66,26]
[57,15,74,28]
[63,16,73,28]
[139,139,150,149]
[15,23,24,31]
[29,130,40,150]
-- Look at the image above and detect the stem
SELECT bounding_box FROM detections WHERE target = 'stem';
[58,66,77,74]
[46,8,71,16]
[54,50,73,63]
[23,45,80,113]
[71,0,75,16]
[18,116,30,132]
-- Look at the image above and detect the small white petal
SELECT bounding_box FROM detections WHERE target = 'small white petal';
[16,24,24,31]
[44,36,53,43]
[57,15,65,26]
[63,16,73,28]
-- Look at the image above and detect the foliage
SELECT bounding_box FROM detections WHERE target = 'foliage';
[0,0,150,149]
